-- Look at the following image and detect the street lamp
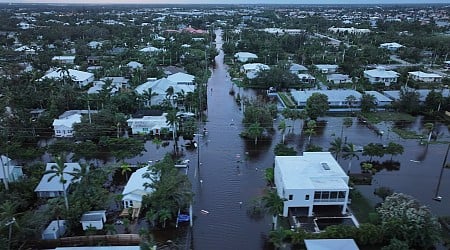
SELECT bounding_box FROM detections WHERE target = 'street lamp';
[5,217,16,250]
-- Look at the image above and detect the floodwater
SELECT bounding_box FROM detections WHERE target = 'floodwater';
[126,30,449,248]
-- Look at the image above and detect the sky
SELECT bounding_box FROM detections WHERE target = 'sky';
[1,0,450,4]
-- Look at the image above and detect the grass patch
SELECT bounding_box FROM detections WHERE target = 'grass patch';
[278,92,296,108]
[349,189,376,223]
[362,112,416,124]
[391,127,424,140]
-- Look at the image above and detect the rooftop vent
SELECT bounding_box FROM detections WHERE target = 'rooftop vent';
[321,162,330,170]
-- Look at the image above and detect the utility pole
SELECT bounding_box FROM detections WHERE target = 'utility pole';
[433,143,449,201]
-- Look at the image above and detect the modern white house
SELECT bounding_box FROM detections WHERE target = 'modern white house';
[234,52,258,63]
[274,152,350,217]
[80,210,106,230]
[126,111,170,135]
[327,73,352,84]
[135,77,195,107]
[408,71,443,83]
[290,89,362,108]
[40,68,94,88]
[122,167,156,219]
[34,162,82,198]
[379,42,404,51]
[42,220,66,240]
[314,64,339,74]
[364,67,399,86]
[0,155,23,184]
[52,56,76,65]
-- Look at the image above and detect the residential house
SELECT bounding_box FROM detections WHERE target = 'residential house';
[314,64,339,74]
[167,72,195,85]
[304,239,359,250]
[240,63,270,79]
[234,52,258,63]
[139,46,164,53]
[127,61,143,70]
[100,76,130,89]
[135,77,195,107]
[52,110,96,137]
[126,110,170,135]
[80,210,106,230]
[274,152,350,217]
[327,73,351,84]
[40,68,94,88]
[14,45,35,55]
[52,56,75,65]
[364,67,399,86]
[289,63,308,74]
[122,167,156,218]
[408,71,443,83]
[379,42,404,51]
[87,41,102,49]
[34,162,82,198]
[0,155,23,184]
[87,80,119,95]
[297,74,316,84]
[444,61,450,69]
[42,220,66,240]
[364,91,393,107]
[290,90,362,108]
[328,27,370,34]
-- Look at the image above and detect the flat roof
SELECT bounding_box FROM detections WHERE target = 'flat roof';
[305,239,359,250]
[364,91,393,102]
[291,89,362,103]
[275,152,348,190]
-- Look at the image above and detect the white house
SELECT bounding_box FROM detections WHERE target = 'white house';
[139,46,164,53]
[297,74,316,84]
[100,76,130,89]
[35,162,81,198]
[274,152,350,217]
[52,113,81,138]
[127,61,143,69]
[42,220,66,240]
[314,64,339,74]
[135,77,195,107]
[80,210,106,230]
[122,167,156,219]
[408,71,443,83]
[52,56,76,65]
[444,60,450,69]
[167,72,195,85]
[290,90,362,108]
[327,74,351,84]
[364,67,399,86]
[40,68,94,87]
[126,111,170,135]
[234,52,258,63]
[379,42,404,51]
[328,27,370,34]
[87,81,119,95]
[87,41,103,49]
[240,63,270,79]
[289,63,308,74]
[305,239,359,250]
[14,45,35,55]
[364,91,393,107]
[0,155,23,184]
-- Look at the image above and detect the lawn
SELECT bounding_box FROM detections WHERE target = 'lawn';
[362,111,416,124]
[278,92,296,108]
[349,189,377,224]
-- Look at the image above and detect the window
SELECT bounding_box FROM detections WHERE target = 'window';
[305,195,310,200]
[143,128,148,131]
[330,192,338,199]
[314,192,321,200]
[338,191,346,199]
[289,195,293,200]
[322,191,330,200]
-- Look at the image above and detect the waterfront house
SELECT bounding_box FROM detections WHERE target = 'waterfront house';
[126,111,170,135]
[234,52,258,63]
[408,71,443,83]
[52,110,96,137]
[274,152,350,217]
[35,162,81,198]
[363,67,399,86]
[122,167,156,219]
[290,89,362,108]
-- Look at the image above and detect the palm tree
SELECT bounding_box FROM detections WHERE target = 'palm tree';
[56,66,71,86]
[120,163,132,181]
[262,189,286,230]
[278,120,287,144]
[44,155,76,210]
[166,109,180,152]
[342,143,359,173]
[158,208,172,228]
[424,122,434,143]
[329,137,344,161]
[247,122,264,145]
[165,86,175,106]
[345,94,357,113]
[143,88,158,107]
[304,120,316,144]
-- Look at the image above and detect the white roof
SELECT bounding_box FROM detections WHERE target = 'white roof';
[0,155,18,179]
[34,163,81,192]
[52,56,75,61]
[52,113,82,127]
[298,74,316,80]
[41,69,93,84]
[291,89,362,103]
[242,63,270,71]
[43,220,66,235]
[315,64,338,70]
[87,81,118,95]
[234,52,258,59]
[127,113,168,131]
[364,91,393,102]
[127,61,143,68]
[290,63,308,72]
[167,72,195,84]
[408,71,442,78]
[122,167,155,202]
[135,77,195,99]
[139,46,164,53]
[380,42,404,48]
[364,68,399,78]
[275,152,348,190]
[305,239,359,250]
